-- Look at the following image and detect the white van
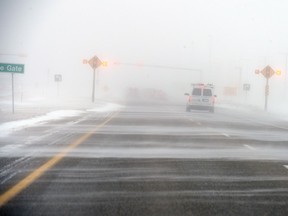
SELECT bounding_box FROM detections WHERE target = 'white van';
[184,84,216,113]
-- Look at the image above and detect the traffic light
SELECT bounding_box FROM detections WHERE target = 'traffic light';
[276,69,281,76]
[102,61,108,67]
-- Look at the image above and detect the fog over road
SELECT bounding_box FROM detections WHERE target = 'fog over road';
[1,102,288,215]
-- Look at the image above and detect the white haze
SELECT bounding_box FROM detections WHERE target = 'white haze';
[1,0,288,112]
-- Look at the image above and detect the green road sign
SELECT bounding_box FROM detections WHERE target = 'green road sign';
[0,63,25,73]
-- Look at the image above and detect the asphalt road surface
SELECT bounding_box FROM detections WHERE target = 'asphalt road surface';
[1,102,288,216]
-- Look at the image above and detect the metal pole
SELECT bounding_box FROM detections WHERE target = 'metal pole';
[239,68,242,90]
[12,72,14,113]
[92,68,96,103]
[265,78,269,111]
[96,69,99,85]
[96,69,100,97]
[285,54,288,80]
[285,54,288,98]
[57,83,60,96]
[245,90,248,101]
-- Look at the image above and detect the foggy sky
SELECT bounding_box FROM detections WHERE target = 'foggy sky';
[1,0,288,108]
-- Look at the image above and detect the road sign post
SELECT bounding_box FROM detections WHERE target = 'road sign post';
[0,63,25,113]
[12,73,14,113]
[256,65,275,111]
[265,78,269,111]
[92,68,96,103]
[243,83,250,100]
[54,74,62,96]
[87,56,102,103]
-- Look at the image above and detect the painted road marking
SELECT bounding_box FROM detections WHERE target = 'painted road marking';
[237,117,288,131]
[244,144,256,150]
[189,119,202,126]
[222,133,230,137]
[284,165,288,170]
[0,112,118,208]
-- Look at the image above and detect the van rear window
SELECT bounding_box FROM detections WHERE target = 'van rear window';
[203,89,212,96]
[192,88,201,96]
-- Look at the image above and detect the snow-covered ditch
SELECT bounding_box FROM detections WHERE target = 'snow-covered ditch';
[0,110,85,137]
[0,102,124,137]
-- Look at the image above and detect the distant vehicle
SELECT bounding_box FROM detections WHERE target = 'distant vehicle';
[184,83,216,113]
[126,87,167,101]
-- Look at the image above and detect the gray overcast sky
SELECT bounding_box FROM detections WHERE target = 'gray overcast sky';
[1,0,288,61]
[1,0,288,100]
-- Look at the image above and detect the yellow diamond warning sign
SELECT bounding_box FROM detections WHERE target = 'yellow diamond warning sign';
[261,65,275,79]
[88,56,102,70]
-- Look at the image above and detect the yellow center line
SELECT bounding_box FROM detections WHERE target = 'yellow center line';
[0,112,118,208]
